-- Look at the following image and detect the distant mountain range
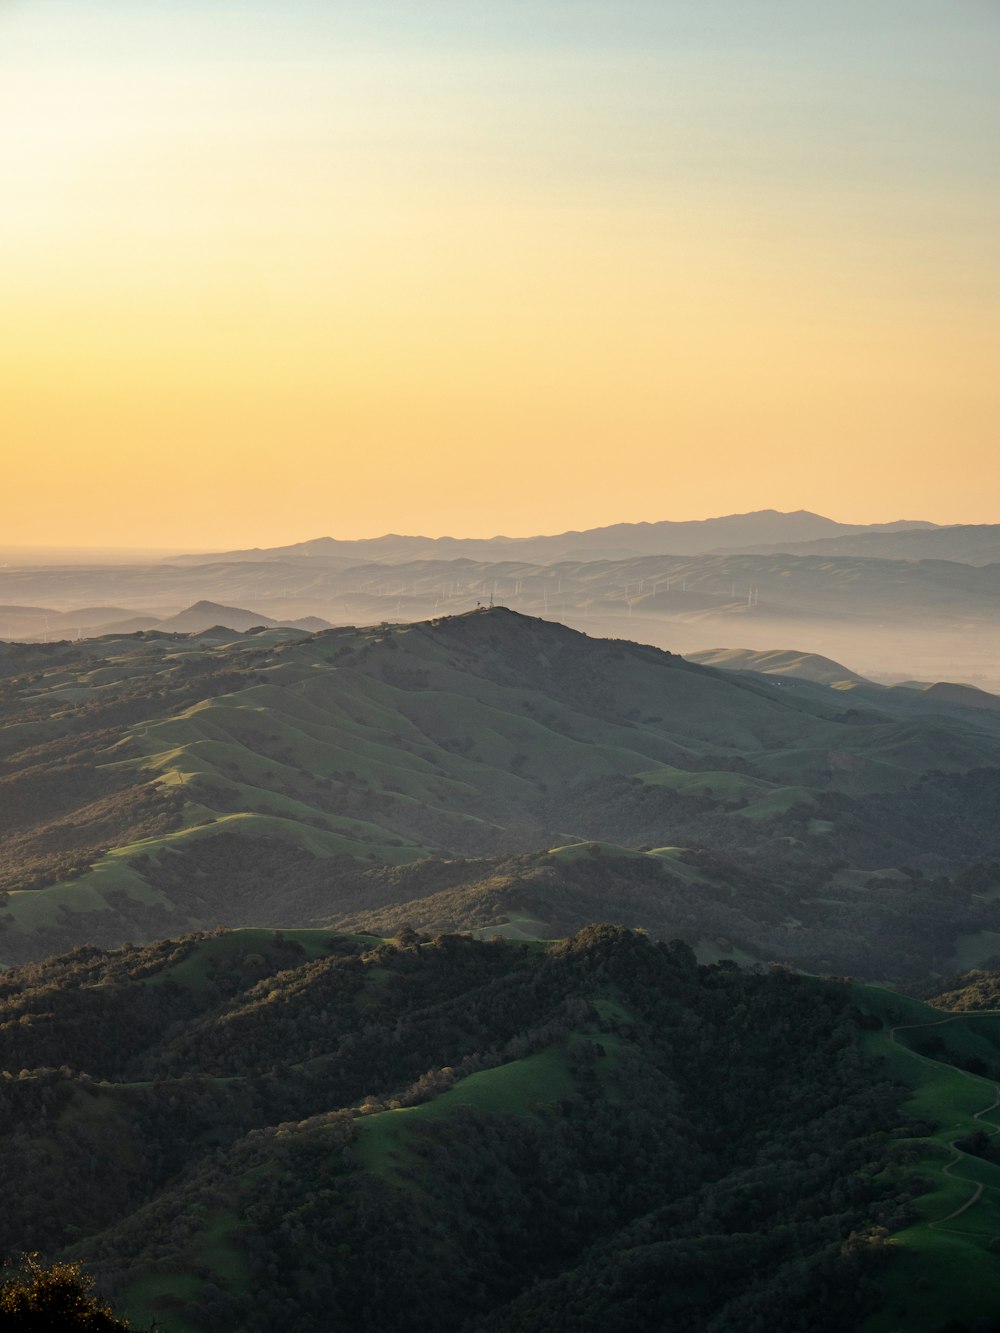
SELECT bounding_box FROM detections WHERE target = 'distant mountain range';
[730,523,1000,565]
[173,509,938,566]
[3,510,999,692]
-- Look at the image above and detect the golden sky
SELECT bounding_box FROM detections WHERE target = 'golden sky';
[2,1,998,548]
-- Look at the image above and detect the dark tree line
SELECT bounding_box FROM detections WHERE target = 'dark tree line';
[0,925,923,1331]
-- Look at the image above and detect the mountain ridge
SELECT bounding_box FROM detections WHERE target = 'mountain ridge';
[170,509,937,566]
[3,607,1000,978]
[728,523,1000,566]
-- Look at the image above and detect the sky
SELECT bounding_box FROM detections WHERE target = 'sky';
[2,0,998,548]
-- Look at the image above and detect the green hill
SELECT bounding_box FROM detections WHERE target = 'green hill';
[4,540,1000,692]
[685,645,872,686]
[3,610,1000,978]
[0,925,918,1332]
[838,983,1000,1332]
[5,924,1000,1331]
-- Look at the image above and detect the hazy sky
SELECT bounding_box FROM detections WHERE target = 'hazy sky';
[3,0,998,547]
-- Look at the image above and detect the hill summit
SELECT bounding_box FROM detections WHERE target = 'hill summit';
[2,605,1000,976]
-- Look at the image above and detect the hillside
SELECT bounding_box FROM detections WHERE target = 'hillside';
[733,524,1000,566]
[150,601,330,634]
[685,646,872,686]
[2,609,1000,979]
[4,541,1000,690]
[0,926,918,1332]
[5,925,1000,1331]
[0,601,331,640]
[6,549,991,637]
[305,550,1000,631]
[847,982,1000,1332]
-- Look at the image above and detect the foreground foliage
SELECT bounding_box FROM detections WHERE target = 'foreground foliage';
[0,1254,131,1330]
[0,925,921,1331]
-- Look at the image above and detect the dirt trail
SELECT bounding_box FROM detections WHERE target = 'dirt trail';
[888,1013,1000,1236]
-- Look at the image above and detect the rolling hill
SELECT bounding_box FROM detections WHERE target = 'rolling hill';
[4,925,1000,1331]
[5,534,1000,690]
[684,646,872,686]
[851,981,1000,1333]
[0,925,924,1332]
[0,601,330,640]
[2,609,1000,979]
[149,601,330,634]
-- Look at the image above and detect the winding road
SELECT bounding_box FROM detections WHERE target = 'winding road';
[888,1013,1000,1236]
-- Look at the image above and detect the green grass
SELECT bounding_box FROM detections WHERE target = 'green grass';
[355,1046,577,1182]
[123,1209,249,1333]
[646,846,708,879]
[198,1210,250,1288]
[124,1274,203,1333]
[806,817,835,836]
[635,765,768,800]
[845,986,1000,1331]
[589,995,635,1026]
[8,809,428,935]
[867,1227,1000,1333]
[5,855,174,930]
[475,910,556,942]
[693,939,764,966]
[547,840,649,862]
[354,983,636,1186]
[735,785,817,820]
[144,927,336,991]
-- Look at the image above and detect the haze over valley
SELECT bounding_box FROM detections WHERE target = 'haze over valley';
[3,509,999,692]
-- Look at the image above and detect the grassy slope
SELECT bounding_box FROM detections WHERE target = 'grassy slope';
[8,920,998,1329]
[125,1210,250,1333]
[318,841,771,961]
[106,933,630,1330]
[354,1046,579,1185]
[66,941,932,1332]
[686,645,872,685]
[850,985,1000,1330]
[56,927,389,1330]
[5,610,1000,965]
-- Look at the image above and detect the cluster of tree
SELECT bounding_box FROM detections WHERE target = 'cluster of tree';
[925,968,1000,1012]
[1,925,924,1330]
[56,823,993,990]
[0,779,182,896]
[0,1253,134,1330]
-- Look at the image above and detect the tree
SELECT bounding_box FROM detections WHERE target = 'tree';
[0,1253,134,1330]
